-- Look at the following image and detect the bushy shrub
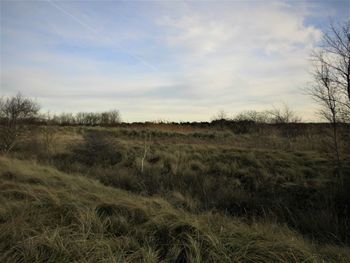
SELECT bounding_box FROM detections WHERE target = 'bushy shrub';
[72,131,122,167]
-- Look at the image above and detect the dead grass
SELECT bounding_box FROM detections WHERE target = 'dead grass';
[1,156,349,262]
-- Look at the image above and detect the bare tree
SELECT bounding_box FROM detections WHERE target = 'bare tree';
[0,93,40,153]
[310,63,341,164]
[106,110,121,125]
[234,106,301,124]
[267,104,302,124]
[312,21,350,120]
[54,110,121,126]
[309,21,350,164]
[323,22,350,103]
[214,110,228,121]
[212,110,229,130]
[234,110,269,123]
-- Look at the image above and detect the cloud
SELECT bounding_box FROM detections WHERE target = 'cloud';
[153,0,323,120]
[157,1,322,56]
[158,15,237,57]
[0,0,344,121]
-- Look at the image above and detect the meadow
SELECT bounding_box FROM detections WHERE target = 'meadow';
[1,122,350,262]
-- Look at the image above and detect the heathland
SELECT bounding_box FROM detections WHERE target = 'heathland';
[1,122,350,262]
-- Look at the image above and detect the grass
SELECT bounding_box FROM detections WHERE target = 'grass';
[2,124,350,262]
[35,129,347,242]
[1,156,350,262]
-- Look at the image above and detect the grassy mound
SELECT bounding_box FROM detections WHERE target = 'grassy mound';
[0,157,349,262]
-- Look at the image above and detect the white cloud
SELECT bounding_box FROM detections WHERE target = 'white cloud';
[158,15,237,57]
[0,0,333,121]
[158,2,322,56]
[152,1,322,120]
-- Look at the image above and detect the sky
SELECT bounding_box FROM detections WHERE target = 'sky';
[1,0,349,122]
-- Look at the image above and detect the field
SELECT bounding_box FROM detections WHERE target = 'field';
[1,123,350,262]
[2,1,350,262]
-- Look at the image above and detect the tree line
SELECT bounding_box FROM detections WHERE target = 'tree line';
[212,104,302,124]
[0,94,122,152]
[41,110,121,126]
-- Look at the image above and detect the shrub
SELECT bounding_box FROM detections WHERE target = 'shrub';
[72,131,122,167]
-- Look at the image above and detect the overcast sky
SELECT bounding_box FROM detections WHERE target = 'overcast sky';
[1,0,349,122]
